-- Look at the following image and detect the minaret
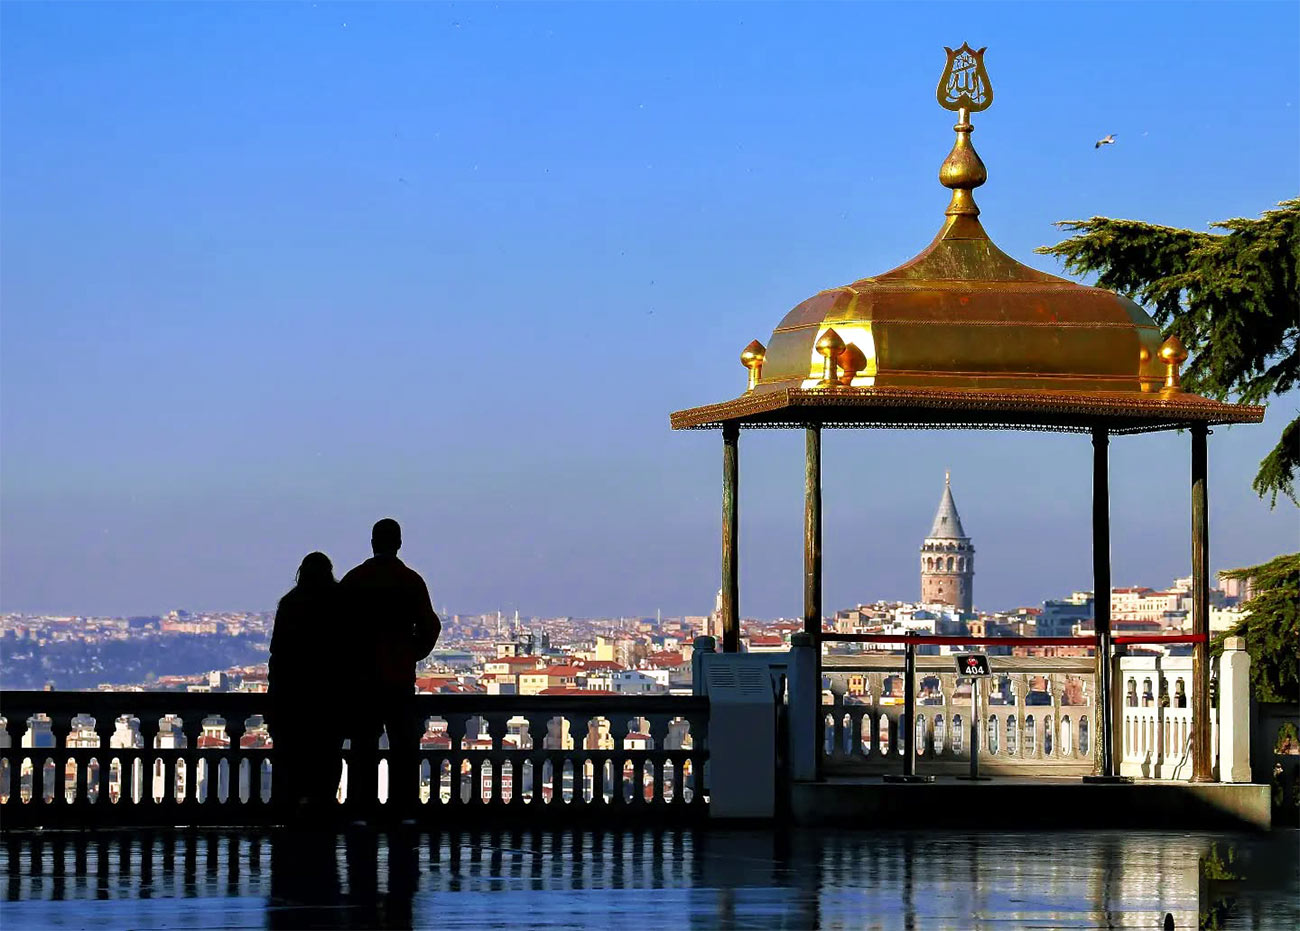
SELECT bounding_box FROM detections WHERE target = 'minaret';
[920,471,975,613]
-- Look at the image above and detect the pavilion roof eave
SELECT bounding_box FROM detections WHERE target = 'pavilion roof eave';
[668,386,1265,435]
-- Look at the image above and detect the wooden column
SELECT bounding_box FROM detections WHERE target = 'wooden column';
[1191,423,1213,781]
[1092,427,1116,778]
[804,425,822,638]
[721,422,740,653]
[804,425,823,775]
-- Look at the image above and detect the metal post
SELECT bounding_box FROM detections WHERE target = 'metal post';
[804,424,822,775]
[1191,424,1213,782]
[886,641,935,783]
[1083,427,1129,783]
[957,677,987,780]
[722,422,740,654]
[904,641,916,777]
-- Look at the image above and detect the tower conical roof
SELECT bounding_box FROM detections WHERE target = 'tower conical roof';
[928,472,967,539]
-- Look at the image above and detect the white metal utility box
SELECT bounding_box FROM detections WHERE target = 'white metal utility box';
[702,655,778,819]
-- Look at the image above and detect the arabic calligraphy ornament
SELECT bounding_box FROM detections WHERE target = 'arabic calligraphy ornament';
[937,44,992,112]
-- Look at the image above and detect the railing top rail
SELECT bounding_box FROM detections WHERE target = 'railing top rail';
[1111,634,1204,645]
[0,690,708,717]
[820,633,1207,647]
[822,655,1096,673]
[821,634,1094,646]
[1116,654,1195,668]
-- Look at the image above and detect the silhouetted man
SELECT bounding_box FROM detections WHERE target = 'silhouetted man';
[340,518,440,822]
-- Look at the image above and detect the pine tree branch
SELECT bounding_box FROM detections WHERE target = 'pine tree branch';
[1037,200,1300,507]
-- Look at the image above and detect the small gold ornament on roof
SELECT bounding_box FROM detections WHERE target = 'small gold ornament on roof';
[740,339,767,391]
[937,44,992,112]
[837,343,867,387]
[1159,335,1189,393]
[815,328,845,387]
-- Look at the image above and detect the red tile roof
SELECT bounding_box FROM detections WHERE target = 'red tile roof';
[644,651,685,667]
[540,665,583,677]
[415,675,457,692]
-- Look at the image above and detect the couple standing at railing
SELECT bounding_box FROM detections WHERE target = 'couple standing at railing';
[267,518,441,826]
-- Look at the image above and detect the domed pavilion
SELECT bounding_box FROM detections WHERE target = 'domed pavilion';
[671,46,1264,782]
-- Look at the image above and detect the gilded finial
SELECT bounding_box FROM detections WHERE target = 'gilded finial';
[937,44,992,113]
[1158,335,1189,392]
[945,469,951,485]
[837,342,867,386]
[815,328,845,386]
[740,339,767,391]
[937,44,991,218]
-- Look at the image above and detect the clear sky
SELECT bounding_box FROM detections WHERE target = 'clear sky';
[2,2,1297,619]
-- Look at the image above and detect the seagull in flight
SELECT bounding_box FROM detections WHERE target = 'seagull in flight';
[1095,133,1117,149]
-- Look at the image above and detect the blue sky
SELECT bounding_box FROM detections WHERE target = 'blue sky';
[2,2,1297,618]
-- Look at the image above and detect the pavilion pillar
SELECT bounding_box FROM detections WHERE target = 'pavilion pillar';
[1091,427,1117,779]
[721,422,740,653]
[803,425,822,638]
[804,424,823,773]
[1191,423,1213,781]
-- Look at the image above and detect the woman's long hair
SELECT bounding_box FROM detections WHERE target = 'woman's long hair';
[294,551,335,590]
[271,552,337,696]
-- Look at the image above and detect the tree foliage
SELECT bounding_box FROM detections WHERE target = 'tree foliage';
[1212,553,1300,704]
[1037,199,1299,506]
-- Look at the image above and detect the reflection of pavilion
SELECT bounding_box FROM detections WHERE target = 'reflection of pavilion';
[672,48,1263,781]
[5,824,1260,927]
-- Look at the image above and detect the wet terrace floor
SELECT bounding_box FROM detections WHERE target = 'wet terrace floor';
[2,827,1297,929]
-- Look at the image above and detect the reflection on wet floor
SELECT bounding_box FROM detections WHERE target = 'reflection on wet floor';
[2,828,1297,929]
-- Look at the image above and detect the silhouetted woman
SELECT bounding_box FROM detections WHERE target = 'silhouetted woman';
[269,551,343,822]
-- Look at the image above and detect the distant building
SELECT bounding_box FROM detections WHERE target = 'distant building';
[1039,595,1094,637]
[705,589,724,643]
[744,634,786,653]
[1218,572,1253,604]
[919,472,974,613]
[20,714,55,748]
[611,670,667,695]
[1111,586,1190,624]
[1209,605,1243,633]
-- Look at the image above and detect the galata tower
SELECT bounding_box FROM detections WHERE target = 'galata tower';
[920,471,974,613]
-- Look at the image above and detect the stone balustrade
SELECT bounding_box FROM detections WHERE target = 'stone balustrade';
[819,639,1254,783]
[0,691,709,830]
[820,655,1096,776]
[1117,639,1252,783]
[0,639,1258,832]
[1117,653,1196,780]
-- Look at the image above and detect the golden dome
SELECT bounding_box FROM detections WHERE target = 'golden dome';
[671,48,1262,433]
[753,210,1167,395]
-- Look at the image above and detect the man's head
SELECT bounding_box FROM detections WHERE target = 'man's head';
[371,518,402,556]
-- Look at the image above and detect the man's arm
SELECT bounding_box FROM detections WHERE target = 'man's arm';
[267,601,285,698]
[410,573,441,661]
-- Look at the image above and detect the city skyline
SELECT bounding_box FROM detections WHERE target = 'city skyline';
[3,4,1297,619]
